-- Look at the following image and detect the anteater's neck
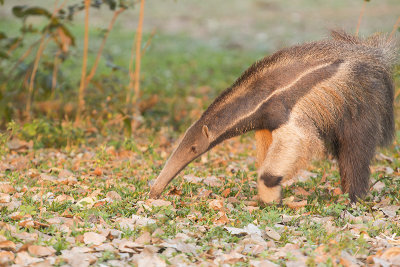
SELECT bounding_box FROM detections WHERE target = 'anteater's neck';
[200,86,266,148]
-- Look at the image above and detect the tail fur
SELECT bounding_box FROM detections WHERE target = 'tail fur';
[330,30,398,69]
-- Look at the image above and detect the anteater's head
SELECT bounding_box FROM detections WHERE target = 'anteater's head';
[149,123,211,198]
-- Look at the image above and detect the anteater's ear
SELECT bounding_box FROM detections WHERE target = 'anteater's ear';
[202,125,209,139]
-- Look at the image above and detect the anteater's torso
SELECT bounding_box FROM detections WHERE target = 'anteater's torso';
[204,36,395,153]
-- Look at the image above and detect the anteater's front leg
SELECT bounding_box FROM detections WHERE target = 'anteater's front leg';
[257,122,324,203]
[255,130,273,168]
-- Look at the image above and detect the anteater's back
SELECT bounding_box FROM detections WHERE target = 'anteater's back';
[288,31,397,148]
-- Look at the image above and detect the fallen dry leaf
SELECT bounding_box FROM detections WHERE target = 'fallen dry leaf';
[19,219,35,228]
[372,181,385,192]
[106,191,122,201]
[89,189,102,198]
[83,232,106,246]
[0,240,16,251]
[380,247,400,262]
[339,251,362,267]
[215,251,246,265]
[198,189,212,198]
[225,224,262,236]
[61,208,73,218]
[13,232,38,243]
[93,167,103,176]
[214,211,230,225]
[135,215,157,226]
[250,259,279,267]
[221,188,231,198]
[244,201,258,207]
[376,152,394,162]
[54,194,74,203]
[118,240,143,253]
[39,173,57,181]
[105,146,116,156]
[61,247,97,267]
[0,183,15,194]
[58,169,74,179]
[9,211,31,220]
[160,238,198,254]
[76,197,96,209]
[183,174,203,183]
[244,206,259,213]
[0,251,15,265]
[380,205,399,218]
[167,186,182,196]
[115,218,134,230]
[134,248,166,267]
[209,199,224,211]
[94,201,106,207]
[15,251,42,266]
[203,175,223,187]
[149,199,172,207]
[333,188,343,196]
[297,170,318,181]
[0,193,11,203]
[32,220,49,229]
[28,245,56,257]
[93,243,115,252]
[287,200,307,209]
[372,165,394,176]
[135,231,152,245]
[265,226,281,241]
[294,187,311,197]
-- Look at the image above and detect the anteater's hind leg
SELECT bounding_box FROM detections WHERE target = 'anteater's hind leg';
[257,121,324,203]
[255,130,273,168]
[337,120,376,202]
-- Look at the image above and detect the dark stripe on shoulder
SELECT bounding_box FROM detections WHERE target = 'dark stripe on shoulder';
[257,59,344,130]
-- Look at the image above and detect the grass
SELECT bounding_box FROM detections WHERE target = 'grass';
[0,125,399,264]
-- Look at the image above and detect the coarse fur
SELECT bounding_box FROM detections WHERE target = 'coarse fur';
[150,30,397,203]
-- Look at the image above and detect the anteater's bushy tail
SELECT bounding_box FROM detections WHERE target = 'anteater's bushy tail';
[330,30,398,69]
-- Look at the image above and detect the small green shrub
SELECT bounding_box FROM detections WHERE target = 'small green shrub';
[20,118,85,148]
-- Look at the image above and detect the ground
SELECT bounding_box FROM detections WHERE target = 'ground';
[1,129,400,266]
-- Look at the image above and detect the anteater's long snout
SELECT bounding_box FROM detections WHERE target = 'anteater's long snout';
[149,161,180,198]
[150,124,211,198]
[149,149,194,199]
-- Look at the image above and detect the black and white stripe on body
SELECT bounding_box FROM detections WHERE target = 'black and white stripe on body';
[200,56,343,203]
[149,31,396,203]
[203,59,343,145]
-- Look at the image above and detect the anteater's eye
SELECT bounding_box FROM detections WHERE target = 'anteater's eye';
[190,145,197,153]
